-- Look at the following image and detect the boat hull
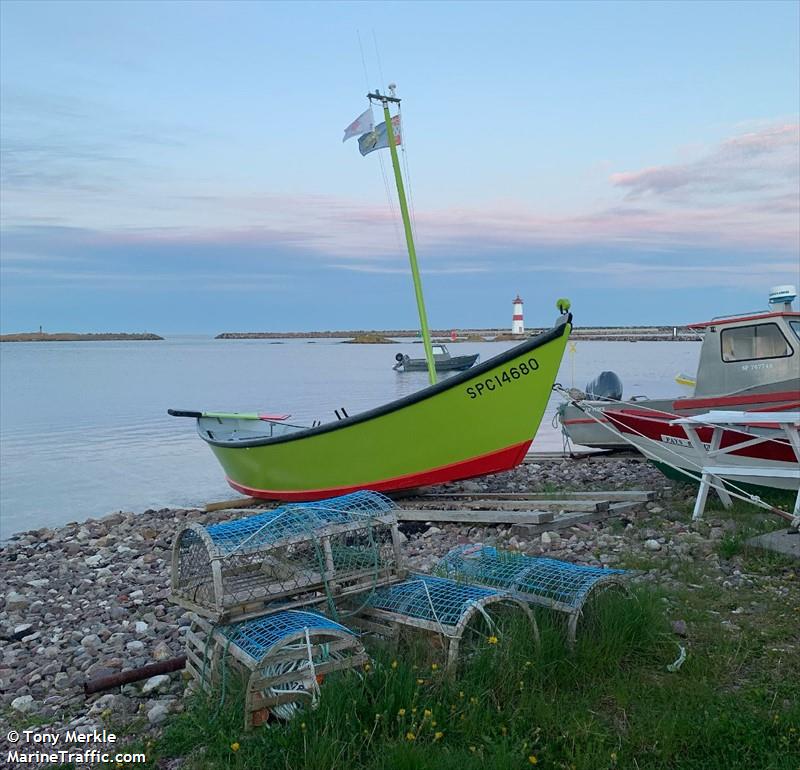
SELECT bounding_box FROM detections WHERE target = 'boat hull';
[201,324,571,500]
[606,411,800,491]
[560,386,800,450]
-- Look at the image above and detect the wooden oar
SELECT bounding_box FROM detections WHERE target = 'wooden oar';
[167,409,290,421]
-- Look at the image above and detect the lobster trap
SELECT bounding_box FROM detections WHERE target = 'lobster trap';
[356,574,537,668]
[171,491,406,623]
[435,545,628,643]
[186,610,368,729]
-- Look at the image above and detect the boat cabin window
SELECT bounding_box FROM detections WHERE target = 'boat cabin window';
[790,320,800,341]
[432,346,445,355]
[720,322,793,362]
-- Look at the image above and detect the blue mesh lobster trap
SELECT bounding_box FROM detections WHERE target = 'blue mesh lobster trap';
[187,609,367,729]
[435,544,628,642]
[358,574,537,668]
[171,491,406,623]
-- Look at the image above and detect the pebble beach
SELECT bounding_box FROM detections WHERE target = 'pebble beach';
[2,457,797,764]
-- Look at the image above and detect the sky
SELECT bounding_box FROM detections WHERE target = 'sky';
[1,0,798,333]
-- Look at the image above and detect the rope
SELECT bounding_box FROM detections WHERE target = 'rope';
[553,385,799,526]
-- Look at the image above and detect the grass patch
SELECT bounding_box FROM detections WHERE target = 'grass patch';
[128,588,799,769]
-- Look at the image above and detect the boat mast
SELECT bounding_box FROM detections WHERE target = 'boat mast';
[367,86,437,385]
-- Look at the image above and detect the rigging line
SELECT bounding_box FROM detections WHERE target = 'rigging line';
[378,152,405,252]
[372,28,386,90]
[356,30,371,91]
[398,103,419,242]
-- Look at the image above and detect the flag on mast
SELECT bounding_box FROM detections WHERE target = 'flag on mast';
[357,115,402,156]
[342,109,374,142]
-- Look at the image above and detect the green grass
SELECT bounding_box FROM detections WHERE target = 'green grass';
[121,588,799,770]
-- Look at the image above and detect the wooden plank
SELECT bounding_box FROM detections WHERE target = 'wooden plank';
[413,490,657,502]
[402,499,608,513]
[204,497,261,512]
[511,510,612,537]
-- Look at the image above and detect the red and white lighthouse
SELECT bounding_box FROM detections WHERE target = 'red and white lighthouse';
[512,294,524,335]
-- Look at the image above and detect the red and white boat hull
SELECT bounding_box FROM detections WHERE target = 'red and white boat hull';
[606,411,800,491]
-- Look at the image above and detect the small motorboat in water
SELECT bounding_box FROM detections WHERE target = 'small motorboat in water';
[393,343,479,373]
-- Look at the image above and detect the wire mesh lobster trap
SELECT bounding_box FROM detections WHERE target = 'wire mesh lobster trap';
[171,491,406,623]
[435,544,628,643]
[186,610,368,729]
[355,574,537,668]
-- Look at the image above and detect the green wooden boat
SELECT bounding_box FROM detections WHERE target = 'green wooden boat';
[169,320,570,500]
[169,86,572,500]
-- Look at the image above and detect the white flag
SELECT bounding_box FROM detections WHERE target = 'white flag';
[342,108,374,143]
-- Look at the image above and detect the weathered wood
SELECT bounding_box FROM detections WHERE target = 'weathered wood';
[403,499,608,512]
[396,509,568,524]
[204,497,261,512]
[509,500,638,536]
[413,490,657,502]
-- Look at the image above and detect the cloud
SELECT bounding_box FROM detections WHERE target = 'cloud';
[609,123,799,201]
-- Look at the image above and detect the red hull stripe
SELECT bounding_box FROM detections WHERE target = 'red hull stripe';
[687,311,800,329]
[226,440,533,501]
[608,411,796,463]
[673,390,800,411]
[561,392,800,425]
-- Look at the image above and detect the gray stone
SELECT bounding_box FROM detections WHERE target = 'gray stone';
[11,694,35,712]
[6,591,28,611]
[147,703,170,724]
[141,674,171,694]
[746,529,800,560]
[644,539,662,551]
[671,619,688,637]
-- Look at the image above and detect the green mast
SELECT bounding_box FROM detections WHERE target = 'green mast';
[368,86,437,385]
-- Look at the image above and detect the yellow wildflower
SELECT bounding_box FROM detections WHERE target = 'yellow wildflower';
[459,691,465,698]
[611,752,618,762]
[501,726,507,736]
[528,756,538,765]
[411,707,417,714]
[391,660,398,669]
[300,723,306,731]
[230,742,240,752]
[469,696,478,705]
[424,709,433,718]
[469,746,476,753]
[417,678,425,685]
[398,708,406,716]
[406,732,416,741]
[431,720,437,727]
[434,731,444,740]
[487,635,498,645]
[431,663,439,671]
[363,662,371,672]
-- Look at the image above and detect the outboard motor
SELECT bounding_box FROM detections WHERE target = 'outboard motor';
[393,353,409,371]
[584,371,623,401]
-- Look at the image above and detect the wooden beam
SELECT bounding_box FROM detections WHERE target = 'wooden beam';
[412,491,657,502]
[397,509,581,525]
[204,497,261,512]
[402,499,609,513]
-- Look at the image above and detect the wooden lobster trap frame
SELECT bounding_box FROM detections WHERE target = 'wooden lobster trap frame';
[171,491,406,623]
[185,610,369,729]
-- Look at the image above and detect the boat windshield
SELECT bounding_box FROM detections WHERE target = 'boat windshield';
[790,320,800,342]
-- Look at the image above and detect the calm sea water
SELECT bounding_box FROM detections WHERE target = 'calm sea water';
[0,337,700,537]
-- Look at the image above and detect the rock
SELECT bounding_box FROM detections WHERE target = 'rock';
[147,703,170,724]
[6,591,29,611]
[152,641,172,661]
[85,554,105,566]
[141,674,171,694]
[671,619,688,637]
[11,694,35,712]
[644,539,662,551]
[11,623,34,640]
[541,531,562,549]
[134,621,149,634]
[126,640,145,653]
[81,634,102,649]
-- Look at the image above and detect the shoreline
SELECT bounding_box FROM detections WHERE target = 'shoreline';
[2,456,796,757]
[0,333,164,342]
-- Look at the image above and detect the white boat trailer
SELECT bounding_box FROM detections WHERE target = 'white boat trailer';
[671,411,800,523]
